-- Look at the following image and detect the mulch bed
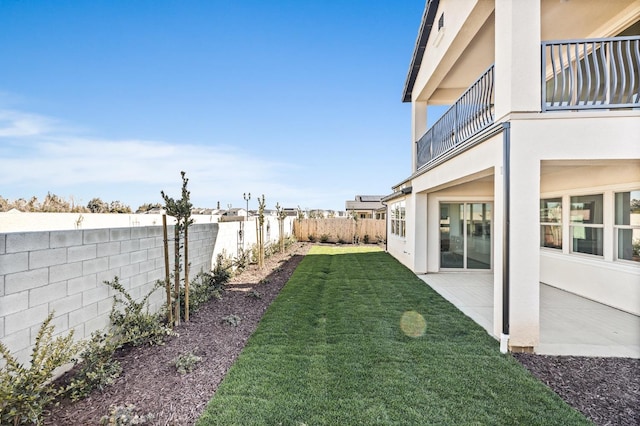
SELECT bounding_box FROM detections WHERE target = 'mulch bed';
[514,353,639,426]
[44,242,638,425]
[45,242,310,425]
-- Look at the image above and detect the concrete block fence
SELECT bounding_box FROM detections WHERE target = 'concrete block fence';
[0,223,217,365]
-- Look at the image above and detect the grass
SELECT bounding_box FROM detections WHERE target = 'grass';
[197,245,589,425]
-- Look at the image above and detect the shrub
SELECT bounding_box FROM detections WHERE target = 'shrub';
[100,403,154,425]
[308,234,316,242]
[233,248,250,271]
[265,242,278,258]
[0,312,82,425]
[172,350,202,374]
[320,234,330,243]
[221,314,241,327]
[212,253,232,285]
[64,331,122,401]
[283,235,297,250]
[105,277,175,347]
[246,289,262,300]
[178,271,226,320]
[363,234,370,244]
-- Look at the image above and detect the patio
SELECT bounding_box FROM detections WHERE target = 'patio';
[418,273,640,358]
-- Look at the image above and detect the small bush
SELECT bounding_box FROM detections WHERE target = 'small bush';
[265,243,278,258]
[64,331,122,401]
[363,234,370,244]
[233,248,250,271]
[178,271,227,320]
[337,237,347,244]
[212,253,232,285]
[246,289,262,300]
[172,350,202,374]
[221,314,241,327]
[284,235,297,250]
[0,312,82,426]
[105,277,175,347]
[320,234,330,243]
[308,234,316,242]
[100,403,154,425]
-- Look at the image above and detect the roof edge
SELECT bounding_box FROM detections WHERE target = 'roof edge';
[401,0,440,103]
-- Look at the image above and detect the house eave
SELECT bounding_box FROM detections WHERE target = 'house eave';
[402,0,440,103]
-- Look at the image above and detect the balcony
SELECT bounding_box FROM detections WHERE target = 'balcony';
[542,36,640,111]
[416,65,495,170]
[415,36,639,171]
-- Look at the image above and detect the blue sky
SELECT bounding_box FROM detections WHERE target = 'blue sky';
[0,0,426,212]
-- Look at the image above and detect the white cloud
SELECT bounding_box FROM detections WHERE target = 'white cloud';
[0,109,58,137]
[0,108,350,210]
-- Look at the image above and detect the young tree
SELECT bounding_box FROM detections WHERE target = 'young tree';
[275,202,287,253]
[256,195,266,269]
[161,171,193,325]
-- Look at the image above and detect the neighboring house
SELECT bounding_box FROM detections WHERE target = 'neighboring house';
[283,207,300,217]
[385,0,639,353]
[346,195,386,219]
[219,208,248,222]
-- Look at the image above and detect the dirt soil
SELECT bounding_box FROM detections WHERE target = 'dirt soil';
[45,242,638,425]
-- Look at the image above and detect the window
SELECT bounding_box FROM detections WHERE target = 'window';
[390,201,406,237]
[614,190,640,262]
[540,198,562,249]
[570,194,603,256]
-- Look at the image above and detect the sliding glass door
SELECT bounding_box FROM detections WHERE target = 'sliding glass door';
[440,202,491,270]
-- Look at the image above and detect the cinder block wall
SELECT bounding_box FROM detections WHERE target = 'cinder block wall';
[0,223,217,365]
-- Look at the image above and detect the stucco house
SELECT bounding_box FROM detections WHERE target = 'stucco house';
[385,0,639,353]
[346,195,386,219]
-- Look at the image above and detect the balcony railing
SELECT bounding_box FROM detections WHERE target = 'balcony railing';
[416,64,494,170]
[542,36,640,111]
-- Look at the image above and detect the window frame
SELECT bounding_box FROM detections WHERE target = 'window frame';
[390,200,406,238]
[613,189,640,263]
[569,194,604,257]
[540,197,562,250]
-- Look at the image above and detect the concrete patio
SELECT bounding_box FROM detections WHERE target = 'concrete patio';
[418,273,640,358]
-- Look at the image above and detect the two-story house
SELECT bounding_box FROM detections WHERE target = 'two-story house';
[385,0,639,354]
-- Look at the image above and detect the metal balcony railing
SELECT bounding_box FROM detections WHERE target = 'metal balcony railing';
[416,64,494,170]
[542,36,640,111]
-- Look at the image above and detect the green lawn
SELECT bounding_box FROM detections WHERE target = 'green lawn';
[197,246,588,425]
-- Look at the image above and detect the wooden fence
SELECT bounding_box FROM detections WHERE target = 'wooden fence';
[293,218,386,244]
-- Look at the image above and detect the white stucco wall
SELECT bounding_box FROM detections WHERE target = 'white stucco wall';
[538,161,640,315]
[211,217,295,265]
[0,212,221,233]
